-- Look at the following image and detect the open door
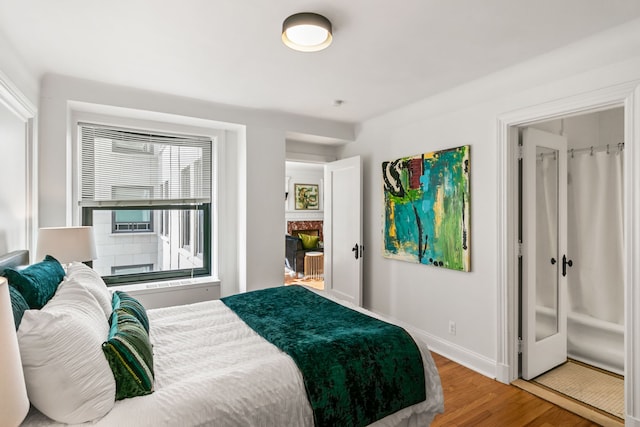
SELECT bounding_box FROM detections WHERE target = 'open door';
[521,128,569,380]
[323,156,362,306]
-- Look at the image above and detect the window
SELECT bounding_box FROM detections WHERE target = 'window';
[111,186,154,233]
[79,123,212,285]
[112,210,153,232]
[111,264,154,275]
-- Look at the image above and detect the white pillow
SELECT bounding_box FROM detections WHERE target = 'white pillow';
[18,281,115,423]
[63,262,113,319]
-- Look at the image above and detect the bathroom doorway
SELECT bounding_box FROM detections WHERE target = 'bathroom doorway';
[517,108,624,419]
[497,81,640,424]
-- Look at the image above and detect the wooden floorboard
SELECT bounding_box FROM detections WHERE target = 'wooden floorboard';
[430,352,599,426]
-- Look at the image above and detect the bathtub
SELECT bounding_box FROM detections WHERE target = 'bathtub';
[567,310,624,375]
[535,305,624,375]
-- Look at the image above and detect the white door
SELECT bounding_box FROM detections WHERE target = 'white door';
[521,128,569,380]
[323,156,363,306]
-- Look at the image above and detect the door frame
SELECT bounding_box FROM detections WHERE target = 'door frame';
[496,81,640,424]
[0,70,38,254]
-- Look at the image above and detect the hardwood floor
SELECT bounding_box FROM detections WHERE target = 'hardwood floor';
[430,352,599,426]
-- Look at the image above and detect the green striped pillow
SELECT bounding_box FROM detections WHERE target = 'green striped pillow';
[112,291,150,333]
[102,309,154,400]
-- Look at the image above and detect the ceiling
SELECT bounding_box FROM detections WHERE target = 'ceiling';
[1,1,640,124]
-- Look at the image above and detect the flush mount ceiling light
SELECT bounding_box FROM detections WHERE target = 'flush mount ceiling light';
[282,12,333,52]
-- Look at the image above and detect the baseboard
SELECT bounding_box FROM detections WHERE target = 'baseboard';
[627,415,640,427]
[372,311,499,379]
[495,363,512,384]
[418,331,497,379]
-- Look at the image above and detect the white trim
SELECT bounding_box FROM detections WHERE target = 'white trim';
[110,276,220,293]
[371,309,497,379]
[286,151,336,163]
[0,69,36,119]
[422,331,498,379]
[626,84,640,423]
[496,80,640,423]
[0,69,37,255]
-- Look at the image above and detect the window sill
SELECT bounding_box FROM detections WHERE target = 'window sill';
[109,231,158,237]
[110,276,220,294]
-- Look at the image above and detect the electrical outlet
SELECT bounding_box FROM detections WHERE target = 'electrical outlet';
[448,320,456,335]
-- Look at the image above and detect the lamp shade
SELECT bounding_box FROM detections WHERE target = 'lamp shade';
[36,226,98,264]
[0,278,29,426]
[282,12,332,52]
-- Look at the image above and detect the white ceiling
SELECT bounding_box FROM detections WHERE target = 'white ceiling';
[1,0,640,124]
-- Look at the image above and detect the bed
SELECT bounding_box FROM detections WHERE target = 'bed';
[2,250,444,426]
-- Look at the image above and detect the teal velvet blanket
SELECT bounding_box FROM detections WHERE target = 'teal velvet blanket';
[221,286,426,427]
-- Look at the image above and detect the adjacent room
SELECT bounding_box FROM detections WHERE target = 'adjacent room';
[1,1,640,426]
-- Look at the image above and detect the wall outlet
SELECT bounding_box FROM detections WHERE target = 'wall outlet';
[448,320,456,335]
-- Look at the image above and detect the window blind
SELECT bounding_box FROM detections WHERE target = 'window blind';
[79,123,212,207]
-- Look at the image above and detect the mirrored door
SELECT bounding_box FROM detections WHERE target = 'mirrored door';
[521,127,568,380]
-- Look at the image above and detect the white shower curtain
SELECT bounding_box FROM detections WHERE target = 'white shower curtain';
[567,149,624,325]
[535,148,624,325]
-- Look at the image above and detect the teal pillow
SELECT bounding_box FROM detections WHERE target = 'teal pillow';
[299,233,319,249]
[8,284,29,330]
[102,309,154,400]
[111,291,149,333]
[5,255,65,309]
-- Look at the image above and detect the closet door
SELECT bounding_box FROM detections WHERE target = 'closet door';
[521,128,569,380]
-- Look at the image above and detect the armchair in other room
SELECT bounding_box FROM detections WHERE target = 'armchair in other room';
[285,231,322,276]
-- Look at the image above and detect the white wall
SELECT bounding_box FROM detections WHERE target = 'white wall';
[37,74,354,296]
[286,139,338,163]
[285,161,324,223]
[0,31,39,104]
[339,18,640,375]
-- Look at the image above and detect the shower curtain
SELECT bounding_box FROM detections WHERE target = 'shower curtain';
[536,147,624,325]
[567,148,624,325]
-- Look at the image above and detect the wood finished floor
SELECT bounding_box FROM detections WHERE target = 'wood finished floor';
[430,352,599,426]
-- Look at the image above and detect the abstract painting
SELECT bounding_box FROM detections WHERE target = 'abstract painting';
[382,145,470,271]
[294,184,319,210]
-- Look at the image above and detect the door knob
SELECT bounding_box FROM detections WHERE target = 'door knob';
[352,243,359,260]
[562,255,573,277]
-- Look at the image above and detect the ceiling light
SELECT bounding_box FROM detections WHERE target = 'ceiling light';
[282,13,333,52]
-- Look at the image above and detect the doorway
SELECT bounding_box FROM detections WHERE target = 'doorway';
[520,108,625,377]
[517,108,625,419]
[283,156,364,305]
[284,161,326,290]
[496,82,640,423]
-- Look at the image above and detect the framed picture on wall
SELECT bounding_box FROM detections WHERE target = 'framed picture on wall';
[294,184,319,210]
[382,145,470,272]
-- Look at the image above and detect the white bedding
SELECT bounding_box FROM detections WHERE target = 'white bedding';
[22,291,444,427]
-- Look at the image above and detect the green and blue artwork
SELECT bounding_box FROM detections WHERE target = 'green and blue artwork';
[382,145,470,272]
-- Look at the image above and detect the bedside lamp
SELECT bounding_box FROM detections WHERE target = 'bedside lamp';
[36,226,98,264]
[0,277,29,426]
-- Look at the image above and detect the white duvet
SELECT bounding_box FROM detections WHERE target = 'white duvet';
[22,291,444,427]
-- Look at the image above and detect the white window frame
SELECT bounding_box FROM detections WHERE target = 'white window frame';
[70,109,223,285]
